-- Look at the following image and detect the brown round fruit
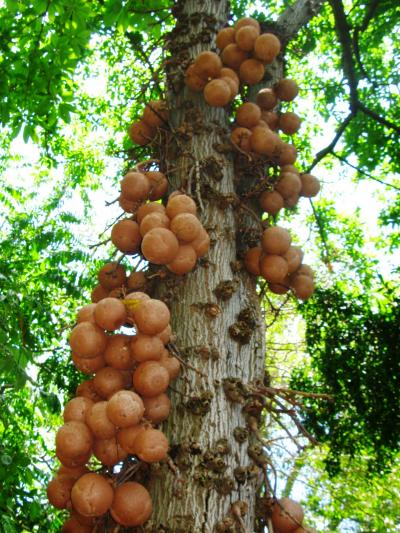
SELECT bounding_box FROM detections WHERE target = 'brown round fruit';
[93,367,125,399]
[260,255,289,283]
[296,264,314,279]
[170,213,202,242]
[57,464,89,480]
[98,263,127,290]
[277,143,297,166]
[279,112,301,135]
[204,79,231,107]
[141,227,179,265]
[76,379,103,403]
[91,284,109,303]
[275,173,302,200]
[185,63,208,92]
[236,102,261,129]
[250,126,281,156]
[140,212,170,237]
[118,194,137,213]
[124,291,150,321]
[143,393,171,424]
[300,174,320,197]
[120,171,151,203]
[283,246,304,274]
[111,219,141,254]
[219,75,238,100]
[271,497,304,532]
[64,397,94,424]
[239,58,265,85]
[110,481,152,527]
[244,247,262,276]
[71,473,114,518]
[235,17,260,33]
[221,43,249,70]
[194,51,222,79]
[259,190,284,215]
[136,202,166,224]
[146,171,168,201]
[254,33,281,63]
[231,127,252,151]
[72,352,105,375]
[85,401,116,439]
[261,110,279,130]
[159,350,181,380]
[262,226,291,255]
[47,475,76,509]
[56,447,91,469]
[166,193,197,219]
[56,421,93,459]
[94,297,127,331]
[134,428,169,463]
[216,27,236,50]
[256,88,278,110]
[190,226,210,257]
[142,100,168,128]
[128,120,155,146]
[133,299,170,336]
[107,390,145,428]
[77,304,97,324]
[157,324,172,345]
[167,244,197,275]
[62,517,92,533]
[69,322,108,359]
[93,437,128,467]
[133,361,170,397]
[274,79,299,101]
[127,271,147,291]
[268,280,290,294]
[235,25,259,51]
[131,333,164,362]
[117,424,146,454]
[290,274,315,300]
[104,334,133,370]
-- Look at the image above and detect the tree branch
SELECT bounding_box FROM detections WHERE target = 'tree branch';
[307,111,354,171]
[332,152,400,190]
[275,0,327,45]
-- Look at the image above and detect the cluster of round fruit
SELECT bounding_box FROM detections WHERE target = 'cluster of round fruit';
[268,497,316,533]
[47,295,179,529]
[90,262,145,304]
[217,17,281,84]
[184,16,281,107]
[231,97,298,165]
[128,100,168,146]
[114,187,210,274]
[118,164,168,215]
[244,226,315,300]
[259,165,320,213]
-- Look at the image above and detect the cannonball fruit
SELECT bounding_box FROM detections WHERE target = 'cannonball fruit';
[141,227,179,265]
[271,497,304,532]
[134,428,169,463]
[110,482,152,527]
[262,226,291,255]
[216,27,236,50]
[71,473,114,517]
[134,299,170,336]
[107,390,145,428]
[133,361,170,397]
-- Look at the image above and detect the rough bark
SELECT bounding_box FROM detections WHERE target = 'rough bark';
[145,1,325,532]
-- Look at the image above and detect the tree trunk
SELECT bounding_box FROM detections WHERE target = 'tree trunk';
[146,1,266,532]
[145,0,325,531]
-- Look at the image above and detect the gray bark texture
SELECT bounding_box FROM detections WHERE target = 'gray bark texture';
[144,1,326,531]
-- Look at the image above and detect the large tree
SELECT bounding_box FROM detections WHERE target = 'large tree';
[0,0,399,531]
